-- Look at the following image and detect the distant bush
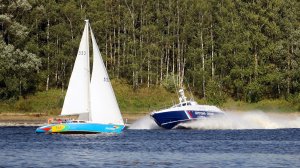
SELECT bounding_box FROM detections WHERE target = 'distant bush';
[162,76,177,93]
[206,80,227,105]
[223,98,298,113]
[246,82,263,103]
[287,94,300,112]
[15,99,33,112]
[255,99,293,112]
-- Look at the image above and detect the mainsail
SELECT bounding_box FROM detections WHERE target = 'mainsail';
[61,20,90,116]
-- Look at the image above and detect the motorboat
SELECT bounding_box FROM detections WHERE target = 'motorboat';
[150,89,225,129]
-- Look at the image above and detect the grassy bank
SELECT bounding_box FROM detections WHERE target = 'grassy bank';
[0,80,182,116]
[0,80,299,117]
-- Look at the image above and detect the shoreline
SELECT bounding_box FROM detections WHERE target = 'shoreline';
[0,113,147,126]
[1,111,299,126]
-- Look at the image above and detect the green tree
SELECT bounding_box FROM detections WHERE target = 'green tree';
[0,40,41,99]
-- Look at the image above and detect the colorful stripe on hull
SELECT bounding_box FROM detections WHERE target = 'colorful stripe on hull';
[36,123,125,134]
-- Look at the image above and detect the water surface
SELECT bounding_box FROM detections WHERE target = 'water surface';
[0,127,299,167]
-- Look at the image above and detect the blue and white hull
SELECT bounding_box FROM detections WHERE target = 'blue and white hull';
[36,123,125,134]
[151,102,225,129]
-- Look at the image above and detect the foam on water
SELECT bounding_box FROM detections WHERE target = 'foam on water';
[178,111,300,129]
[128,115,161,129]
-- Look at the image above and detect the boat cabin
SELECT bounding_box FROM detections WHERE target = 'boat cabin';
[48,118,86,124]
[172,101,198,108]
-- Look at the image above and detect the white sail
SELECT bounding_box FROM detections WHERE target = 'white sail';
[89,27,124,125]
[61,20,90,116]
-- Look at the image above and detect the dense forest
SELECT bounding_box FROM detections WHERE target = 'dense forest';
[0,0,299,104]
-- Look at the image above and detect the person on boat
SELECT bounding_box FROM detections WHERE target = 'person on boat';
[47,118,53,124]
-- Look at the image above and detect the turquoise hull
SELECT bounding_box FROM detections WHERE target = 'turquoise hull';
[36,123,124,134]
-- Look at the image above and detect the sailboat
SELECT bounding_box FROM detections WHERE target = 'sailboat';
[36,20,125,134]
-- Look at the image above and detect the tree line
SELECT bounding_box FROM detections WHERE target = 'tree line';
[0,0,299,103]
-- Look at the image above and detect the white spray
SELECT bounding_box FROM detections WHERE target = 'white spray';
[128,115,161,129]
[178,111,300,129]
[129,111,300,130]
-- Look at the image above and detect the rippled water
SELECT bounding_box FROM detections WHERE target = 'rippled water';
[0,127,299,167]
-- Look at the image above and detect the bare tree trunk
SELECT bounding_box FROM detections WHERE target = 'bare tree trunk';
[166,0,171,80]
[176,0,180,87]
[166,47,169,79]
[160,51,163,84]
[180,41,185,87]
[201,16,206,98]
[117,27,120,79]
[156,59,159,85]
[66,16,74,40]
[62,61,65,91]
[105,2,108,68]
[113,27,116,77]
[19,80,22,97]
[181,57,186,88]
[254,47,258,80]
[172,42,175,78]
[125,0,137,88]
[55,35,59,88]
[287,45,293,95]
[109,32,113,71]
[46,19,50,91]
[140,0,144,85]
[123,25,126,65]
[55,63,58,89]
[117,3,121,79]
[147,58,150,88]
[211,22,215,79]
[105,36,108,68]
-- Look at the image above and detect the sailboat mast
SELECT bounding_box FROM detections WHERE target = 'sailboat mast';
[85,20,91,121]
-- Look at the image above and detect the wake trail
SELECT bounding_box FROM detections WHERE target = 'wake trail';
[128,111,300,130]
[178,111,300,130]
